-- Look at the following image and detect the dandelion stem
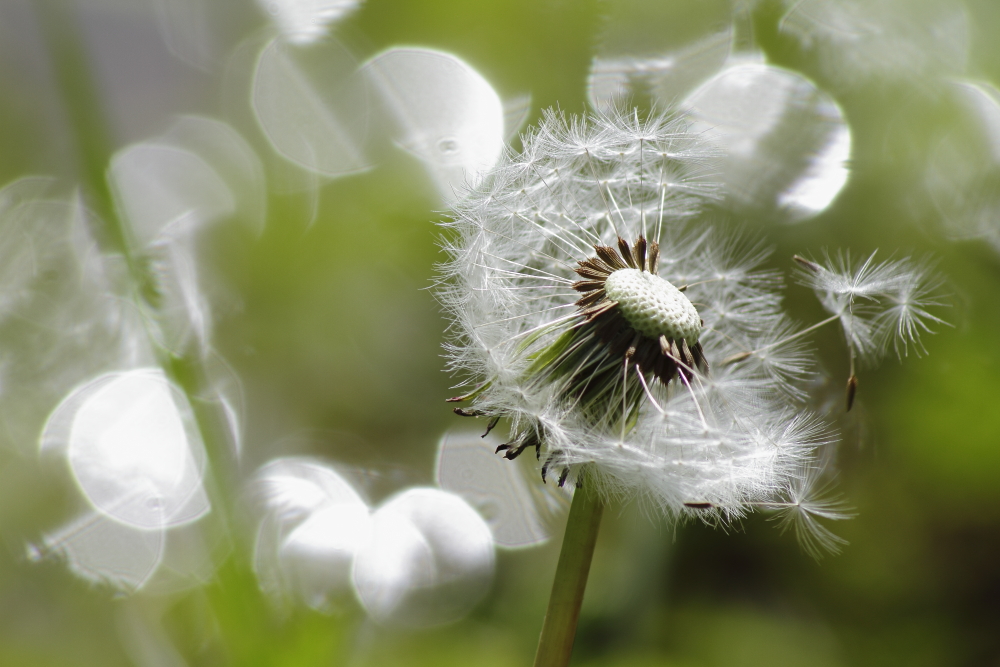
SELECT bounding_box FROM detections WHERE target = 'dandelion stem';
[533,474,604,667]
[34,0,116,226]
[35,0,238,532]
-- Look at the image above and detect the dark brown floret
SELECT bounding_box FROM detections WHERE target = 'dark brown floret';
[572,280,605,292]
[595,244,628,271]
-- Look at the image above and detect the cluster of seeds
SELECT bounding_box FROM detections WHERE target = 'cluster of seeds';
[439,108,944,553]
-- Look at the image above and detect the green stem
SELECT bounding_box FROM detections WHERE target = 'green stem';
[533,476,604,667]
[35,0,239,532]
[35,0,117,230]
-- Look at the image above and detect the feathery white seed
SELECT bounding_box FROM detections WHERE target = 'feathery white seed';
[604,269,701,343]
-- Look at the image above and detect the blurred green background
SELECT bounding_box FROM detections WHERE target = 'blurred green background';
[2,0,1000,665]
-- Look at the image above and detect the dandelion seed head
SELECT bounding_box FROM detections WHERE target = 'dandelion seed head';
[439,107,841,538]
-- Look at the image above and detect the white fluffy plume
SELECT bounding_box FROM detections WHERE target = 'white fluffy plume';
[438,108,842,543]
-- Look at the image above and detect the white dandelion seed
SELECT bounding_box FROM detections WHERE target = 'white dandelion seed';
[438,107,846,546]
[794,251,948,408]
[766,458,855,559]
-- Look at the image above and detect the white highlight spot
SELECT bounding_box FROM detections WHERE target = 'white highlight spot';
[252,38,371,178]
[45,369,209,530]
[587,0,733,110]
[35,369,212,594]
[257,0,363,46]
[926,80,1000,252]
[161,116,267,237]
[436,429,566,548]
[683,59,851,221]
[778,124,851,215]
[780,0,969,88]
[39,511,165,593]
[361,48,505,203]
[953,81,1000,162]
[352,488,494,627]
[109,143,235,249]
[252,458,372,611]
[589,30,733,112]
[279,504,373,610]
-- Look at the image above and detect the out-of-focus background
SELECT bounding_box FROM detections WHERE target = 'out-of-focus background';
[1,0,1000,665]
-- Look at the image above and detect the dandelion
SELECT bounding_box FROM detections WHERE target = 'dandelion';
[440,108,826,519]
[438,107,943,666]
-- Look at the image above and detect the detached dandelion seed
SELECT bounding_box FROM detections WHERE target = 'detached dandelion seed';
[794,250,948,408]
